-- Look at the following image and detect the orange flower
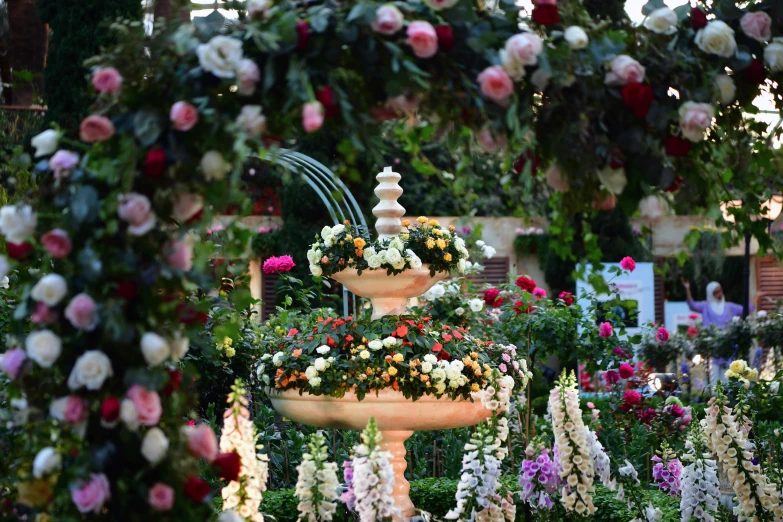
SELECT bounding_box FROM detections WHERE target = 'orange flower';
[321,256,329,264]
[448,225,456,232]
[344,219,351,225]
[396,325,409,337]
[402,220,411,227]
[292,348,302,358]
[392,381,400,391]
[443,253,452,261]
[354,237,366,249]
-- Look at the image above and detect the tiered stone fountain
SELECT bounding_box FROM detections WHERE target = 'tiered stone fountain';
[266,167,490,519]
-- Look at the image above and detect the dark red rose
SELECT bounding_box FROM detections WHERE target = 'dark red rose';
[115,280,137,300]
[514,300,534,315]
[143,148,167,177]
[621,82,654,119]
[101,397,121,423]
[296,21,310,50]
[515,275,536,293]
[664,135,691,157]
[604,370,620,386]
[609,149,625,170]
[164,368,183,396]
[745,58,765,85]
[532,5,559,26]
[435,25,455,52]
[183,475,211,503]
[437,349,451,361]
[213,452,241,481]
[316,86,340,118]
[483,288,502,307]
[513,151,541,175]
[558,291,574,306]
[664,175,684,193]
[177,303,208,325]
[6,242,33,260]
[690,8,707,29]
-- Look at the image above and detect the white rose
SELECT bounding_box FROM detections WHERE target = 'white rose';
[597,165,627,195]
[392,258,405,270]
[0,256,9,281]
[238,61,260,98]
[421,362,433,374]
[324,236,335,248]
[305,366,319,380]
[0,204,37,244]
[482,245,496,259]
[309,376,322,387]
[196,36,243,78]
[604,55,646,86]
[31,274,67,306]
[25,330,62,368]
[638,195,668,220]
[314,357,327,371]
[141,427,169,464]
[306,248,319,265]
[246,0,270,19]
[714,74,736,104]
[564,26,589,50]
[383,336,398,348]
[679,101,715,142]
[200,150,231,181]
[316,345,330,355]
[236,105,267,136]
[67,350,113,391]
[770,381,780,394]
[455,307,465,316]
[469,298,484,313]
[172,192,204,223]
[359,350,370,360]
[367,254,383,269]
[386,247,403,265]
[363,246,376,258]
[644,7,678,35]
[0,276,8,289]
[169,334,190,361]
[331,224,345,236]
[120,399,139,431]
[141,332,171,367]
[368,339,384,351]
[695,21,737,58]
[409,254,423,270]
[764,39,783,72]
[310,264,323,277]
[458,258,466,273]
[423,283,445,301]
[31,129,61,157]
[33,447,62,478]
[424,354,437,364]
[320,226,333,240]
[272,352,284,366]
[389,238,404,251]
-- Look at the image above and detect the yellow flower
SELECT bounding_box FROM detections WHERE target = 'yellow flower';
[729,360,747,374]
[354,237,366,249]
[393,353,404,363]
[417,216,428,223]
[225,346,236,357]
[402,234,409,241]
[17,479,53,507]
[402,220,411,227]
[36,514,52,522]
[410,369,419,377]
[746,368,758,380]
[471,383,480,392]
[428,219,439,227]
[443,253,452,261]
[433,229,443,236]
[470,352,478,359]
[426,238,436,249]
[436,238,447,249]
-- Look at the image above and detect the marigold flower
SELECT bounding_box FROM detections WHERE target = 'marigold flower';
[436,238,447,249]
[392,353,404,363]
[417,216,428,223]
[432,228,443,236]
[471,383,480,391]
[426,238,436,249]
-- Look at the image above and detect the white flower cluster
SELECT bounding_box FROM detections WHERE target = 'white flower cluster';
[304,356,334,388]
[702,396,783,521]
[350,417,397,522]
[616,460,663,522]
[427,355,471,395]
[295,432,340,522]
[474,240,496,259]
[220,383,268,522]
[680,438,719,522]
[584,427,615,490]
[421,281,460,301]
[548,372,595,515]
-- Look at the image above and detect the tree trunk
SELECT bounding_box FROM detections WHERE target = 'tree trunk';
[6,0,48,106]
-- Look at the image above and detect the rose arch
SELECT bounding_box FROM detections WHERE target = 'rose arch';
[1,0,783,519]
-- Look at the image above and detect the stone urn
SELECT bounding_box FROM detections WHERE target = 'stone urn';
[265,166,490,520]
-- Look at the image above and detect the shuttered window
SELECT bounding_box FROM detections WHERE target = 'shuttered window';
[261,272,279,320]
[755,256,783,311]
[467,257,510,286]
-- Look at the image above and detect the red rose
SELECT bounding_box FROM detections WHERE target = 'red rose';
[483,288,502,307]
[143,148,167,177]
[6,242,33,260]
[115,280,137,300]
[745,58,765,85]
[183,475,211,503]
[618,363,635,379]
[603,370,619,386]
[513,151,541,175]
[514,300,533,315]
[623,389,642,405]
[690,7,707,29]
[532,5,559,26]
[664,135,691,157]
[296,21,310,50]
[664,175,684,193]
[558,291,574,306]
[101,397,121,423]
[621,82,654,119]
[177,303,208,325]
[213,452,241,482]
[435,25,455,52]
[515,275,536,293]
[164,369,183,395]
[316,86,340,118]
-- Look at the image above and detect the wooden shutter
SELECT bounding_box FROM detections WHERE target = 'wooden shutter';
[467,257,510,286]
[261,272,279,320]
[654,257,665,325]
[755,256,783,311]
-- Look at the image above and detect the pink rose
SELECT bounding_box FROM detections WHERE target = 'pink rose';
[604,55,646,86]
[1,348,26,380]
[477,65,514,104]
[678,101,714,142]
[41,229,72,259]
[504,33,543,67]
[118,193,156,236]
[407,21,438,59]
[187,424,218,462]
[172,192,204,223]
[31,302,58,325]
[545,164,570,192]
[237,59,260,96]
[598,321,613,338]
[71,473,111,514]
[740,11,772,42]
[164,239,194,271]
[126,384,162,426]
[619,256,636,272]
[148,482,175,511]
[79,115,115,143]
[656,327,670,344]
[65,293,98,331]
[592,193,616,210]
[169,101,199,132]
[372,4,404,35]
[586,401,595,409]
[302,101,325,134]
[49,150,80,179]
[476,126,506,152]
[532,287,547,299]
[91,67,123,94]
[64,395,88,423]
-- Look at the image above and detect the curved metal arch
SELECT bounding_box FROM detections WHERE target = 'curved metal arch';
[252,149,368,317]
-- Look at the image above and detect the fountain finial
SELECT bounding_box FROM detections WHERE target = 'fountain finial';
[373,166,405,240]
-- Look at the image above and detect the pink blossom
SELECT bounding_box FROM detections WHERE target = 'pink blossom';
[187,424,219,462]
[687,325,699,338]
[623,389,642,405]
[619,256,636,272]
[41,228,72,259]
[545,164,570,192]
[302,102,325,134]
[1,348,26,380]
[603,370,619,386]
[501,353,511,362]
[118,193,156,236]
[586,401,595,409]
[79,115,115,143]
[499,363,507,373]
[172,192,204,223]
[477,65,514,104]
[71,473,111,514]
[169,101,199,131]
[31,302,58,325]
[64,395,88,423]
[262,255,296,274]
[91,68,123,94]
[656,326,670,344]
[598,321,613,338]
[148,482,175,511]
[49,150,80,179]
[619,363,635,379]
[164,239,193,271]
[407,21,438,58]
[371,4,404,35]
[237,59,260,96]
[740,11,772,42]
[65,293,98,331]
[126,384,162,426]
[679,102,714,142]
[604,55,645,86]
[532,287,547,299]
